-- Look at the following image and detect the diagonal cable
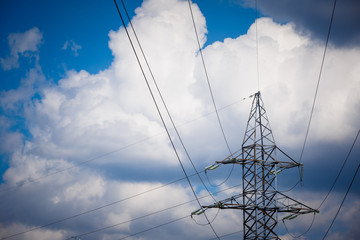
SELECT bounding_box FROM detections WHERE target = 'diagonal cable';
[322,132,360,239]
[0,96,248,194]
[187,0,232,156]
[65,183,241,239]
[318,129,360,209]
[119,0,217,203]
[299,0,337,164]
[114,1,220,238]
[187,0,235,187]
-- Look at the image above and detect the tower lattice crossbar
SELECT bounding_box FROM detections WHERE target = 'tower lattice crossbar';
[192,91,318,240]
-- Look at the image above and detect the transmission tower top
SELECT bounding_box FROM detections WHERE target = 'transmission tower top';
[192,91,318,240]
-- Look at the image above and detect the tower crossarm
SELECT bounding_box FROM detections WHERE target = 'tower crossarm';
[206,145,303,174]
[191,191,318,218]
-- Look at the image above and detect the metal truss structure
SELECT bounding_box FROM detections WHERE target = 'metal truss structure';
[192,91,318,239]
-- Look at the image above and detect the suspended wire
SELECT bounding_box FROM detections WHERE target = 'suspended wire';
[277,1,337,237]
[192,208,221,226]
[66,183,241,239]
[117,215,243,240]
[0,96,249,194]
[204,148,243,187]
[321,132,360,240]
[187,0,234,186]
[318,129,360,209]
[1,96,251,239]
[282,212,316,239]
[112,214,242,240]
[117,214,190,240]
[205,170,232,188]
[187,0,232,156]
[1,172,239,240]
[299,0,337,164]
[278,180,300,193]
[208,230,243,240]
[255,0,260,91]
[118,0,222,227]
[0,174,190,240]
[322,163,360,239]
[281,129,360,240]
[114,1,220,238]
[119,0,217,203]
[0,135,160,193]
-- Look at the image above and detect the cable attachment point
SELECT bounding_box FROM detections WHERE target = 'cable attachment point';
[270,169,282,175]
[205,164,220,172]
[191,208,206,217]
[283,214,299,221]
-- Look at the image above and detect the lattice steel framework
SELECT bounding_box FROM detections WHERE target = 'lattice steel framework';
[192,91,318,239]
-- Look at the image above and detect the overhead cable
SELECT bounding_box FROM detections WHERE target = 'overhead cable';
[117,214,190,240]
[255,0,260,91]
[119,0,217,203]
[299,0,337,164]
[187,0,235,187]
[0,96,249,194]
[322,129,360,239]
[0,174,190,240]
[187,0,232,156]
[282,212,316,239]
[282,128,359,240]
[208,230,243,240]
[1,172,239,240]
[114,0,220,238]
[66,183,241,239]
[318,129,360,209]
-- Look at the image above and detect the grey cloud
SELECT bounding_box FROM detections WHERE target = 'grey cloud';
[238,0,360,47]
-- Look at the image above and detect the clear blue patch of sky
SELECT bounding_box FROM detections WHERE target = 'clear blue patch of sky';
[195,0,257,46]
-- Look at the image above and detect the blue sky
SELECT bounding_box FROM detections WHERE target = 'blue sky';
[0,0,360,239]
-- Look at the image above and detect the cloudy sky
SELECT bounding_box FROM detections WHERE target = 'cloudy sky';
[0,0,359,239]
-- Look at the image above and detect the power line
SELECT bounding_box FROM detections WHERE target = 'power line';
[0,134,161,193]
[187,0,235,187]
[255,0,260,91]
[1,96,251,239]
[208,230,243,240]
[322,130,360,239]
[1,173,240,239]
[0,96,249,194]
[66,183,241,239]
[280,129,360,240]
[117,214,190,240]
[282,212,316,239]
[0,174,192,240]
[119,0,217,204]
[322,156,360,239]
[67,199,195,239]
[113,1,220,238]
[318,129,360,209]
[187,0,232,156]
[116,214,243,240]
[299,0,337,164]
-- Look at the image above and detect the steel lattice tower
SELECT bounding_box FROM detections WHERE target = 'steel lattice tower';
[192,91,318,239]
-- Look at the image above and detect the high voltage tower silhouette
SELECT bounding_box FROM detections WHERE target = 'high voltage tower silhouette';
[192,91,319,239]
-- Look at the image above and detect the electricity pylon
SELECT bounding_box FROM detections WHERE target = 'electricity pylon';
[192,91,318,239]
